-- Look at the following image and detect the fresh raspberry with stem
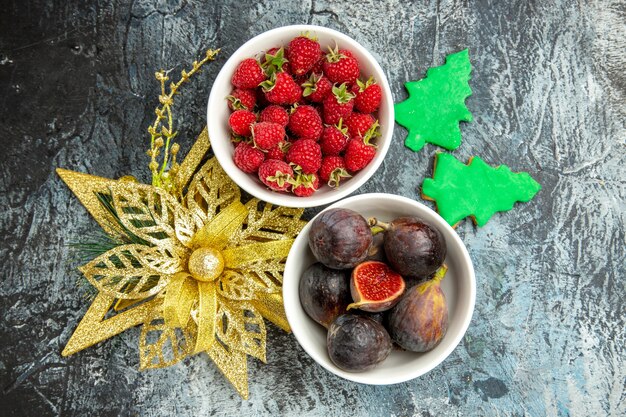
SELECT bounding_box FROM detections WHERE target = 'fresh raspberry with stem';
[266,141,291,161]
[345,112,376,138]
[301,73,332,103]
[252,122,285,150]
[261,72,302,105]
[287,34,322,76]
[322,45,360,84]
[322,83,355,125]
[344,121,380,172]
[261,47,289,75]
[291,172,320,197]
[231,58,266,89]
[233,142,265,173]
[227,88,257,111]
[319,155,351,187]
[260,105,289,126]
[351,76,382,113]
[258,159,294,192]
[286,138,322,174]
[319,119,349,155]
[288,104,323,141]
[228,109,257,137]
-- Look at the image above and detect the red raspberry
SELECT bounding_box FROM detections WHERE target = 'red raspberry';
[262,47,289,74]
[233,142,265,173]
[344,122,380,172]
[258,159,294,192]
[227,88,257,111]
[319,156,351,187]
[322,46,360,84]
[319,120,349,155]
[291,173,319,197]
[262,72,302,105]
[287,36,322,76]
[345,113,375,138]
[310,53,325,74]
[266,141,290,161]
[352,77,382,113]
[231,58,266,89]
[288,105,323,141]
[260,105,289,126]
[228,110,256,137]
[286,138,322,174]
[252,122,285,150]
[301,73,332,103]
[322,83,355,125]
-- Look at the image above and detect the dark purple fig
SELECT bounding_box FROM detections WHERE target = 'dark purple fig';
[387,265,449,352]
[327,314,392,372]
[308,208,373,269]
[372,216,446,278]
[299,263,351,328]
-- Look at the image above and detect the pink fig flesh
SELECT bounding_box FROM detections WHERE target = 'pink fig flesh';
[348,261,406,313]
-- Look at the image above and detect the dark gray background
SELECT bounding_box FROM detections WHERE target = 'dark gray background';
[1,1,624,416]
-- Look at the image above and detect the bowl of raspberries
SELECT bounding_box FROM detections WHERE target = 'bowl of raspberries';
[207,25,394,207]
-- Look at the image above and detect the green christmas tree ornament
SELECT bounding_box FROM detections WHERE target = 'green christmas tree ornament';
[395,49,473,152]
[422,153,541,227]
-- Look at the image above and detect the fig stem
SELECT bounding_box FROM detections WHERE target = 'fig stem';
[432,264,448,283]
[368,217,390,235]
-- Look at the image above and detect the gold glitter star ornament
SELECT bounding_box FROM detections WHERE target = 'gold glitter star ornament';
[57,128,306,399]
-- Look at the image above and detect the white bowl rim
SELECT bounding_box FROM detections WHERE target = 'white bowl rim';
[283,193,476,384]
[207,24,394,208]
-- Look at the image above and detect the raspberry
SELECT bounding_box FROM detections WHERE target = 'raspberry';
[252,122,285,150]
[287,35,322,76]
[260,105,289,126]
[227,88,257,111]
[266,141,290,161]
[323,45,360,84]
[319,156,351,187]
[310,53,325,74]
[231,58,266,89]
[322,83,355,125]
[291,173,320,197]
[261,72,302,105]
[344,122,380,172]
[319,119,349,155]
[286,138,322,174]
[301,73,332,103]
[258,159,294,192]
[262,47,289,74]
[288,105,323,141]
[228,110,256,137]
[345,113,376,138]
[233,142,265,173]
[352,77,382,113]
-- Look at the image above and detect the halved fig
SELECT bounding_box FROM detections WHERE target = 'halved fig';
[347,261,406,312]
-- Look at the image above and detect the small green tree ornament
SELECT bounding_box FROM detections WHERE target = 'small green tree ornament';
[422,153,541,227]
[395,49,473,152]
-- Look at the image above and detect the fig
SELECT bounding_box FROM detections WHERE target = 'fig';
[309,208,373,269]
[299,263,351,328]
[371,216,446,278]
[347,261,405,312]
[387,265,449,352]
[327,314,392,372]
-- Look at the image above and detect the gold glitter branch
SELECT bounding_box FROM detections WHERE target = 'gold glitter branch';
[148,48,220,194]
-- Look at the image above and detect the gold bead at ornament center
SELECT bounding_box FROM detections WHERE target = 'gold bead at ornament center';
[188,247,224,282]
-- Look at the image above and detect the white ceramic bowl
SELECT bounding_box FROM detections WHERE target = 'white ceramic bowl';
[283,193,476,384]
[207,25,394,208]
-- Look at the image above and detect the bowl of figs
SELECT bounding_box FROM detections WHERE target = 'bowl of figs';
[283,193,476,384]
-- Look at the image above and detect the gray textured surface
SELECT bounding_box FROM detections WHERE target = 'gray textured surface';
[1,0,625,416]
